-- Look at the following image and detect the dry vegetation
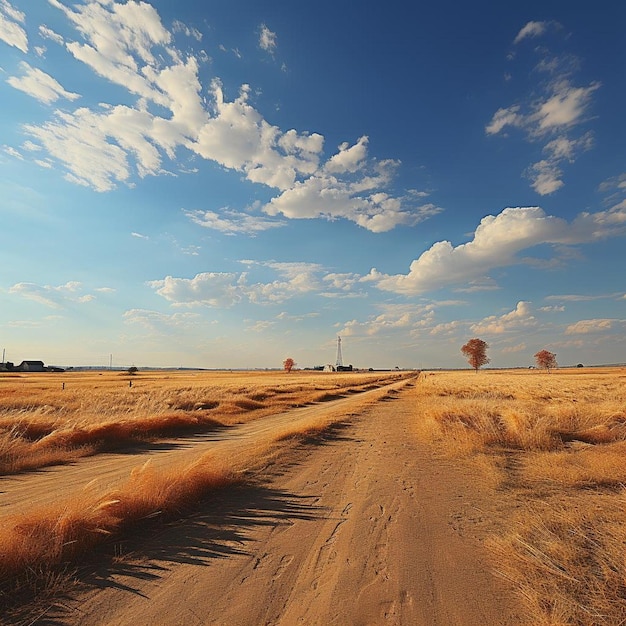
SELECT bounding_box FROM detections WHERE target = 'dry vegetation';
[0,369,405,475]
[413,367,626,626]
[0,369,412,616]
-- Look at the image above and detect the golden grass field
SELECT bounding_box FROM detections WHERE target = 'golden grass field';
[0,369,402,475]
[412,367,626,626]
[2,366,626,625]
[0,368,410,614]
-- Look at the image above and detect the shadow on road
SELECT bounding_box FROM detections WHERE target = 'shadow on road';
[7,422,356,625]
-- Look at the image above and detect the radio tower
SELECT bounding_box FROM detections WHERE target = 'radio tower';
[335,335,343,368]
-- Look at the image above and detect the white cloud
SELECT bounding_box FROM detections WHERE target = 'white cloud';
[185,208,285,235]
[0,0,27,52]
[194,81,322,191]
[39,24,64,45]
[263,150,427,233]
[546,293,622,302]
[525,159,563,195]
[486,80,599,139]
[565,319,620,334]
[513,21,549,45]
[325,136,369,174]
[7,62,80,104]
[148,262,325,308]
[259,24,277,54]
[24,107,134,192]
[533,81,600,132]
[544,133,593,162]
[429,320,463,336]
[9,281,98,308]
[172,20,202,42]
[339,304,433,338]
[487,27,599,195]
[485,105,521,136]
[370,205,626,296]
[3,144,23,159]
[148,273,244,308]
[10,0,432,233]
[470,301,536,335]
[123,308,201,330]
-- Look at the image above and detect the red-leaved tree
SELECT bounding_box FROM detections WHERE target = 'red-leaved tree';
[534,349,557,372]
[283,357,296,373]
[461,338,490,372]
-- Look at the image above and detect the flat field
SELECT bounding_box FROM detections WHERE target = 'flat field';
[1,367,625,625]
[413,367,626,625]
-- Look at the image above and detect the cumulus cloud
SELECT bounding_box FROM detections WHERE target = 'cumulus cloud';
[0,0,27,52]
[487,24,599,195]
[193,81,322,191]
[7,62,80,104]
[148,262,328,308]
[263,149,435,232]
[5,0,427,233]
[470,301,536,335]
[339,304,435,338]
[370,205,626,296]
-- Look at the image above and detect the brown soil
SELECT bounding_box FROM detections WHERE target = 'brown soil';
[3,381,523,625]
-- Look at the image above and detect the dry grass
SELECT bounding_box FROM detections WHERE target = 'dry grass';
[0,369,409,475]
[413,368,626,625]
[0,369,411,614]
[0,453,237,609]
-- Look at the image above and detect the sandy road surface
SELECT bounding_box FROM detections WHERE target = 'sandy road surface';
[43,382,522,626]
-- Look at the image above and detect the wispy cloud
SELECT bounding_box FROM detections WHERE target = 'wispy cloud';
[123,308,202,331]
[513,20,554,45]
[184,208,285,235]
[9,281,101,308]
[487,22,599,195]
[565,319,624,334]
[0,0,27,52]
[7,62,80,104]
[3,0,431,232]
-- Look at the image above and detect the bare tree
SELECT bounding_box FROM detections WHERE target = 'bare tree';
[461,338,490,372]
[534,349,557,372]
[283,357,296,373]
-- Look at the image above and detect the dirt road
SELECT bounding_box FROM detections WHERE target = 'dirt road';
[39,382,522,626]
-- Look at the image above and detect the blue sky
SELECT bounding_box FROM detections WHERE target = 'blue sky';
[1,0,625,370]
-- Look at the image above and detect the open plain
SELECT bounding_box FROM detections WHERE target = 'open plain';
[1,367,625,625]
